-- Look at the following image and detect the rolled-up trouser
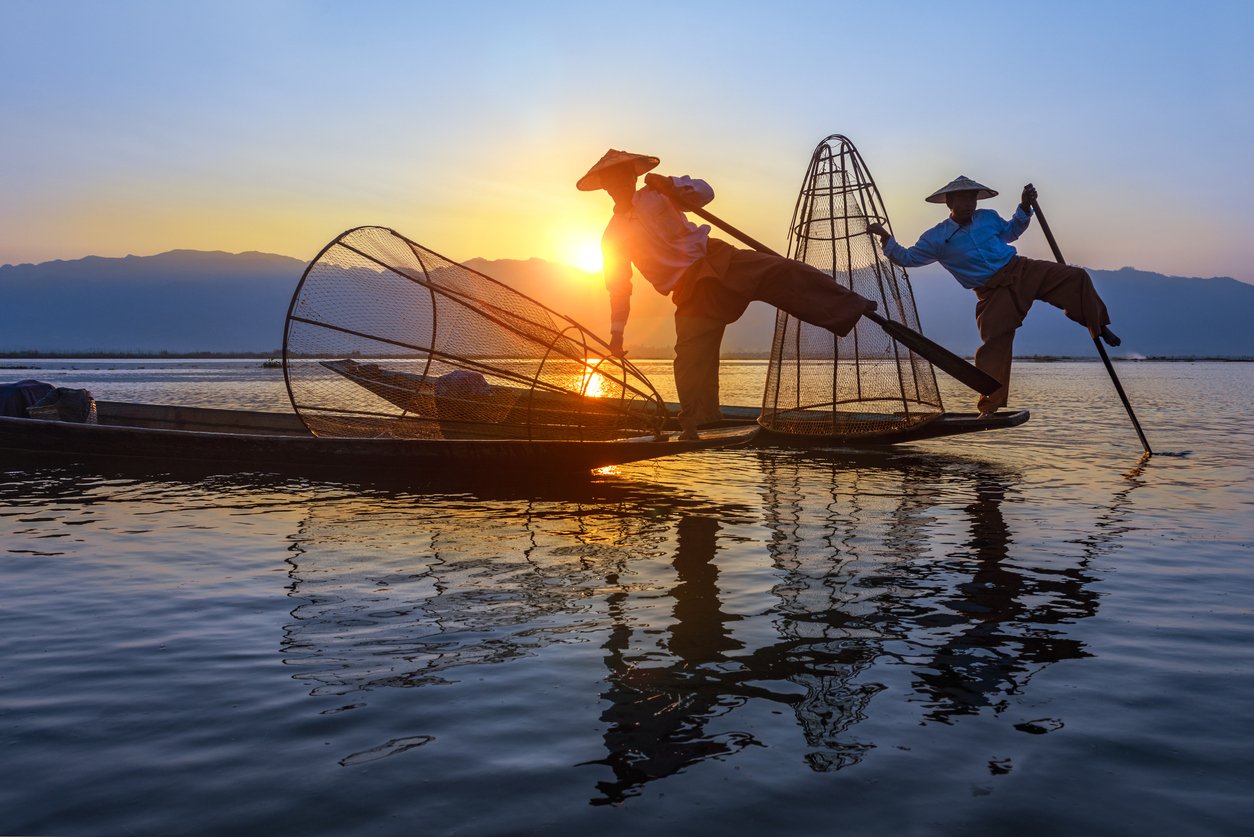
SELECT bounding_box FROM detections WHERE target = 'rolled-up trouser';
[973,255,1112,413]
[671,238,875,426]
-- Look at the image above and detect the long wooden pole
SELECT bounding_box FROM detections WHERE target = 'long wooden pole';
[683,205,1002,397]
[1030,199,1152,457]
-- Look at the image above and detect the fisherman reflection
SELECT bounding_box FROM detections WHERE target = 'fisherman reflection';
[909,469,1099,721]
[751,450,1105,760]
[589,515,755,806]
[590,459,1063,802]
[589,486,894,802]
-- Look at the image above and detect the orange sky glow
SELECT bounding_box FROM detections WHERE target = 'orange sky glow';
[1,2,1251,283]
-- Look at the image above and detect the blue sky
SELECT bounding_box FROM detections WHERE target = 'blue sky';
[2,0,1251,281]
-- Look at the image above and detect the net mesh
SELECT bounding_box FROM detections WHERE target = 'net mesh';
[283,226,667,441]
[761,135,943,439]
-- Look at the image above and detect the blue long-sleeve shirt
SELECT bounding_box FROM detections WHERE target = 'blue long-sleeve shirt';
[882,206,1033,289]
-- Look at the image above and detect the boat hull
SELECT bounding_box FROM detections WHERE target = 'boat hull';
[0,401,758,477]
[664,404,1030,446]
[755,410,1030,446]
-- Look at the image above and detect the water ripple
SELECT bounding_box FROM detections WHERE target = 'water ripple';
[2,361,1253,835]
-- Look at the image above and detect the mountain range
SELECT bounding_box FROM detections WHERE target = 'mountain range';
[2,249,1251,358]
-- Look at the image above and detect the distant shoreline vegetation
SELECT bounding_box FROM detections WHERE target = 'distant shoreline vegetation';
[0,351,1251,363]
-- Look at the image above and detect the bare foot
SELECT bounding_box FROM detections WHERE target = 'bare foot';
[678,429,701,441]
[1100,325,1121,347]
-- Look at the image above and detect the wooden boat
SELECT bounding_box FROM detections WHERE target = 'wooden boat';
[670,404,1030,446]
[0,400,759,477]
[325,358,1029,449]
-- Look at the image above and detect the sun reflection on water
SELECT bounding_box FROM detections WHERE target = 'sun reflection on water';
[575,358,615,398]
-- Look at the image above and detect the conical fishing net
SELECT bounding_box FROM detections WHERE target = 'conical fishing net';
[283,226,667,441]
[761,135,944,439]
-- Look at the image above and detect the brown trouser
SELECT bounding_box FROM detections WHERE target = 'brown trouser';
[672,238,874,427]
[973,256,1111,413]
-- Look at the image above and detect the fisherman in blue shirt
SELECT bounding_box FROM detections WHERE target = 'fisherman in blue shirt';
[868,176,1119,416]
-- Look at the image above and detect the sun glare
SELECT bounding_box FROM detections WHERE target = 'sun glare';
[578,363,612,397]
[569,239,603,273]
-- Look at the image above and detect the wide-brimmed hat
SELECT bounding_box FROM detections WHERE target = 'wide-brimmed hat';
[925,175,998,204]
[576,149,660,191]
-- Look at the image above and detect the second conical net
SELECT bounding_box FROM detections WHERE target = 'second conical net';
[761,135,943,439]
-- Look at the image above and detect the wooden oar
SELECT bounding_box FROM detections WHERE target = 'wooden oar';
[1030,199,1152,457]
[683,204,1002,396]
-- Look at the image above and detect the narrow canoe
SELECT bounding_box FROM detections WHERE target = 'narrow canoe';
[317,360,1028,448]
[0,400,759,477]
[664,404,1030,446]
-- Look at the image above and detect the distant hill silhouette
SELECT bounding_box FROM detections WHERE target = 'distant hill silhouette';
[472,258,1254,359]
[3,249,1251,357]
[907,264,1254,358]
[1,250,304,354]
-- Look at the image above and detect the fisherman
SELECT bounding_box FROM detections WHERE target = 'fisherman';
[867,177,1120,417]
[578,149,877,439]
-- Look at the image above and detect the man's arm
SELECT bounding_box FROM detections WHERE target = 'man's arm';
[602,228,632,357]
[1002,183,1037,242]
[644,173,715,209]
[867,222,938,268]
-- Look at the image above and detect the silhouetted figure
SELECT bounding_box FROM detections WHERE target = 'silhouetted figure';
[579,149,876,438]
[869,177,1119,415]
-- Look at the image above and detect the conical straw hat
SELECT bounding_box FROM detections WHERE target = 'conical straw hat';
[925,175,998,204]
[577,149,660,191]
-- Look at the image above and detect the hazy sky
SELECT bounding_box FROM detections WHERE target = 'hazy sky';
[3,0,1252,281]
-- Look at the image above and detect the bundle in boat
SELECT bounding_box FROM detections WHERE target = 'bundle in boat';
[283,226,667,441]
[762,135,945,442]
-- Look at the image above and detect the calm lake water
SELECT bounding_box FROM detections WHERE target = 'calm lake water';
[2,359,1252,835]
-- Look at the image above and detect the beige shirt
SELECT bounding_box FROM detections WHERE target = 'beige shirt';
[602,176,715,334]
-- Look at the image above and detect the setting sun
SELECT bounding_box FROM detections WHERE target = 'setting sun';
[549,215,607,274]
[568,239,603,273]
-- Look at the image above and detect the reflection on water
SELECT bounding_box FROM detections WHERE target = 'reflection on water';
[3,360,1251,835]
[271,446,1138,805]
[278,481,755,699]
[907,467,1098,723]
[590,515,757,805]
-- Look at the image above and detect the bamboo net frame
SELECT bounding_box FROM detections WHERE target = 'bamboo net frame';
[283,226,667,442]
[761,135,944,439]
